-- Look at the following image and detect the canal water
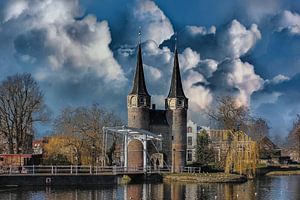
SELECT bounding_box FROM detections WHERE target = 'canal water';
[0,175,299,200]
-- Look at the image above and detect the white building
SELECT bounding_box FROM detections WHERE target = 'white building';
[186,120,197,163]
[186,120,211,163]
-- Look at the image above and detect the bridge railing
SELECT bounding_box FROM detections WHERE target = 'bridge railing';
[0,165,173,175]
[180,166,202,173]
[0,165,201,175]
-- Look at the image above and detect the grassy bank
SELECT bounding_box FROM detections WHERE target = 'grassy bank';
[163,173,247,183]
[266,170,300,176]
[256,165,300,176]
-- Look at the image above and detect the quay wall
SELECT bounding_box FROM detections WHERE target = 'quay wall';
[0,174,119,186]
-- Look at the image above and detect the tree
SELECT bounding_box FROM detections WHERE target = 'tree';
[207,96,250,132]
[196,130,214,166]
[50,104,122,165]
[287,115,300,149]
[0,73,48,154]
[43,135,74,165]
[247,117,270,141]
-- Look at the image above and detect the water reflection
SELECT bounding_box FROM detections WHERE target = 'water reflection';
[0,176,299,200]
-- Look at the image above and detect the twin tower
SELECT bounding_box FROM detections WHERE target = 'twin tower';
[127,43,188,172]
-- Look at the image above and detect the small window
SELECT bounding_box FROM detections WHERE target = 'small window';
[188,127,192,133]
[178,100,183,106]
[172,136,174,140]
[139,97,144,103]
[0,157,3,161]
[187,136,193,146]
[187,150,193,161]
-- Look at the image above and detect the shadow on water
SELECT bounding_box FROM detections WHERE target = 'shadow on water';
[0,176,300,200]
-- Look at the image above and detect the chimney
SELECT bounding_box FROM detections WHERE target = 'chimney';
[152,104,156,110]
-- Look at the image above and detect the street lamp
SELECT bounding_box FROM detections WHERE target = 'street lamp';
[91,143,96,174]
[172,148,175,173]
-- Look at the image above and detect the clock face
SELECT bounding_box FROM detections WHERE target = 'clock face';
[129,96,137,107]
[168,99,176,109]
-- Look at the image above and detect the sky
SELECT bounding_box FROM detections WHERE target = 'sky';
[1,0,300,138]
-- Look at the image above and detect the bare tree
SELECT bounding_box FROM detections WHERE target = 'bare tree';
[207,96,250,131]
[287,115,300,149]
[52,105,122,165]
[0,73,48,154]
[247,117,270,141]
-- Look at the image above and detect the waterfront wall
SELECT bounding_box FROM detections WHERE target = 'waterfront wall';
[0,174,119,186]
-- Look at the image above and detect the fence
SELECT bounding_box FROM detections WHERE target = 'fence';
[0,165,202,175]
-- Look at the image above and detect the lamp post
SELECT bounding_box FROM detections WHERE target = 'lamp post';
[91,143,96,174]
[172,148,175,173]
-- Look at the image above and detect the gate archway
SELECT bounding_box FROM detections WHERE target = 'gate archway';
[128,139,143,170]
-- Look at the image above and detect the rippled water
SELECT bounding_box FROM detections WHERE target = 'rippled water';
[0,176,299,200]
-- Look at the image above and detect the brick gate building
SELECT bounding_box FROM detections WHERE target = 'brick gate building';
[127,43,188,172]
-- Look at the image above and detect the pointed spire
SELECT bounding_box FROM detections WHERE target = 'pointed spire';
[129,43,150,96]
[167,47,187,99]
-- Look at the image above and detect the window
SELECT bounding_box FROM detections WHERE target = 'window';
[178,100,183,106]
[188,127,192,133]
[0,157,3,161]
[187,150,193,161]
[139,97,144,104]
[187,136,193,146]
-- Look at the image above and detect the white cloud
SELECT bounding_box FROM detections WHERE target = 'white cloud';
[236,0,281,23]
[275,10,300,34]
[180,48,201,71]
[251,92,283,110]
[144,64,162,81]
[219,20,261,59]
[210,59,264,106]
[0,0,128,116]
[3,0,28,22]
[4,0,125,85]
[269,74,290,84]
[125,0,174,45]
[183,71,213,111]
[185,25,216,35]
[197,59,218,78]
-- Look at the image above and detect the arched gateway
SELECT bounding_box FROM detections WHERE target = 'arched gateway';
[128,139,143,170]
[102,126,166,171]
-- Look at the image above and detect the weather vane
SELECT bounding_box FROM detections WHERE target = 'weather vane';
[138,26,142,44]
[174,32,177,51]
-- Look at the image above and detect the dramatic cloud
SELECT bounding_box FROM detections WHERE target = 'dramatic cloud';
[209,59,264,106]
[266,74,290,85]
[0,0,126,115]
[252,73,300,135]
[123,0,174,46]
[1,0,300,137]
[234,0,282,23]
[2,0,29,22]
[162,19,261,61]
[218,20,261,59]
[183,70,212,111]
[275,10,300,34]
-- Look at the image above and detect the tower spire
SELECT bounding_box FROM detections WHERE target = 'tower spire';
[129,30,150,97]
[167,44,187,99]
